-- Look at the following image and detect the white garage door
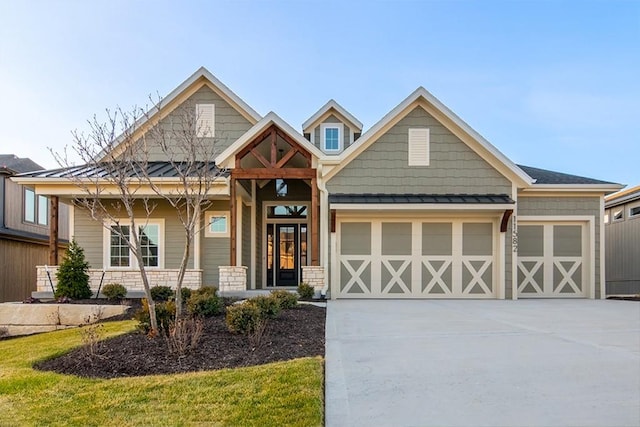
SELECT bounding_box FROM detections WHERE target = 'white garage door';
[336,218,498,298]
[517,222,588,297]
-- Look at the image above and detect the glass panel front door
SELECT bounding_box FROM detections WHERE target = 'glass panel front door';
[267,223,306,287]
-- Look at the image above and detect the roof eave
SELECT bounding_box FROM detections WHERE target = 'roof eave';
[302,99,363,131]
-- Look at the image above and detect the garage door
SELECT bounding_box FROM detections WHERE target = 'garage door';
[517,222,588,297]
[337,219,498,298]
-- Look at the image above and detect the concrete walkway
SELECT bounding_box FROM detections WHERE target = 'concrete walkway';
[325,300,640,427]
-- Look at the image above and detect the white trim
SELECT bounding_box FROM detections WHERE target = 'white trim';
[102,218,165,269]
[302,99,363,131]
[332,203,515,211]
[523,184,625,192]
[194,207,201,269]
[330,230,338,298]
[498,224,506,300]
[611,207,624,222]
[321,123,343,153]
[68,203,75,241]
[204,211,230,237]
[627,200,640,219]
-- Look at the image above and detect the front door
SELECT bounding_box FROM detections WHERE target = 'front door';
[267,223,308,287]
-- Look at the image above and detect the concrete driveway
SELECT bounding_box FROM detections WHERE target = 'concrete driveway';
[325,300,640,427]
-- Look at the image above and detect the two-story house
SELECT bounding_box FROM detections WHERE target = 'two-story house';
[0,155,69,302]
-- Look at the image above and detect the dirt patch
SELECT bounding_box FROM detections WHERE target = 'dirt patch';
[35,304,325,378]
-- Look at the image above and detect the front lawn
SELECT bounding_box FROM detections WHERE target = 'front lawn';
[0,322,324,426]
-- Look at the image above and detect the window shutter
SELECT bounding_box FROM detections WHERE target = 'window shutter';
[408,128,430,166]
[196,104,215,138]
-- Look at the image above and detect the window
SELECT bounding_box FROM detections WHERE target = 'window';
[267,205,308,218]
[275,179,288,197]
[110,225,131,267]
[105,220,163,268]
[23,188,48,225]
[205,211,229,237]
[629,202,640,219]
[408,128,430,166]
[196,103,215,138]
[612,208,624,222]
[321,123,342,152]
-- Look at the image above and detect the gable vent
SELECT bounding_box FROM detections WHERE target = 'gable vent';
[196,104,215,138]
[408,128,430,166]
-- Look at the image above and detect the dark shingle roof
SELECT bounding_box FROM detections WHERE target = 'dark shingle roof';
[329,194,514,204]
[16,161,227,179]
[517,164,618,185]
[0,154,44,174]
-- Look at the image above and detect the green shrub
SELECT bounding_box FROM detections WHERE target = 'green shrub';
[297,282,315,300]
[270,290,298,309]
[150,285,174,302]
[101,283,127,300]
[225,302,261,334]
[134,298,176,334]
[249,295,281,319]
[55,239,92,299]
[180,287,192,302]
[187,287,222,317]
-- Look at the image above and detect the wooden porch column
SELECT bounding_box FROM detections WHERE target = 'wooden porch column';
[229,177,237,266]
[311,176,319,266]
[48,196,59,265]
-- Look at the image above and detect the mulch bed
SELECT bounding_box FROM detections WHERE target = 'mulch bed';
[35,304,325,379]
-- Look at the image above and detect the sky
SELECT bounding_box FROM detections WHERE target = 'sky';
[0,0,638,187]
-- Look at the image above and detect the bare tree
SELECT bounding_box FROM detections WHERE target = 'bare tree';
[52,97,223,333]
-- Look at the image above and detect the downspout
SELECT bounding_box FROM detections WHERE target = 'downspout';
[317,166,330,297]
[0,172,6,229]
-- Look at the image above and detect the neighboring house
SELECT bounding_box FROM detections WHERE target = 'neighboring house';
[13,67,623,300]
[604,185,640,295]
[0,155,69,302]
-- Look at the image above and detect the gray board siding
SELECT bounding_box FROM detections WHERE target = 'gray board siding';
[135,85,253,162]
[517,196,602,298]
[327,106,512,195]
[74,200,194,270]
[202,200,230,286]
[4,179,69,239]
[605,215,640,295]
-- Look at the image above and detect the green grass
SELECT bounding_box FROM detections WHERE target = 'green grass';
[0,321,324,426]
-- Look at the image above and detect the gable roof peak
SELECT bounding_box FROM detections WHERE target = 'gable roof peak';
[302,99,363,132]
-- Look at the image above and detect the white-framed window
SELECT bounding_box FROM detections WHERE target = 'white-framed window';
[321,123,342,152]
[408,128,430,166]
[205,211,229,237]
[196,103,215,138]
[104,219,164,268]
[23,187,48,226]
[629,201,640,219]
[612,208,624,222]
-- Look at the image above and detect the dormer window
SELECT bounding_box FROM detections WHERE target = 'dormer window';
[321,123,342,152]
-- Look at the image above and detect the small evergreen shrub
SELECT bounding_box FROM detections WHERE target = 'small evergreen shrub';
[55,239,92,299]
[270,290,298,309]
[134,298,176,333]
[297,282,315,300]
[150,285,174,302]
[249,295,281,319]
[180,287,192,302]
[225,302,261,334]
[101,283,127,300]
[186,287,222,317]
